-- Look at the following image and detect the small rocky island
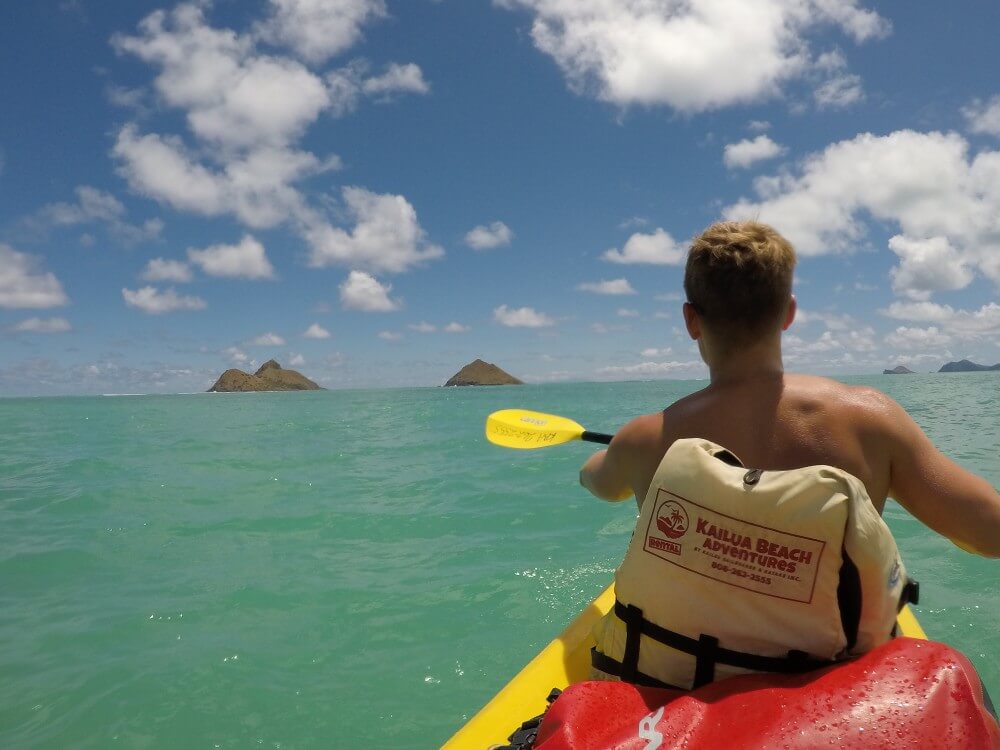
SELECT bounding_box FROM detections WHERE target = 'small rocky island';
[208,360,323,392]
[445,359,523,386]
[938,359,1000,373]
[883,365,916,375]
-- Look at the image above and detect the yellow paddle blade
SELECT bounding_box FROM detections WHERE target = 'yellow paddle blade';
[485,409,587,450]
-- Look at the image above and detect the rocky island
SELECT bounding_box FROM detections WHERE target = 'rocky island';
[445,359,523,386]
[208,360,323,392]
[938,359,1000,373]
[883,365,916,375]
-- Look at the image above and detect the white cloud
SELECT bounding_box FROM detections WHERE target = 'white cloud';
[111,3,432,281]
[794,309,854,331]
[110,1,411,173]
[41,185,124,224]
[748,120,771,132]
[784,327,877,357]
[577,278,636,295]
[109,4,359,242]
[339,270,400,311]
[592,322,629,334]
[362,63,430,97]
[225,346,248,364]
[723,129,1000,295]
[464,221,514,250]
[10,317,72,334]
[257,0,387,64]
[641,347,672,358]
[884,326,952,351]
[289,353,306,366]
[493,304,554,328]
[122,285,206,314]
[114,126,331,229]
[655,292,683,302]
[881,301,953,322]
[0,358,218,396]
[887,235,973,300]
[597,360,703,377]
[113,4,331,149]
[602,229,684,265]
[34,185,163,244]
[305,187,443,273]
[250,332,285,346]
[810,54,863,113]
[617,308,639,318]
[188,235,275,280]
[723,135,786,168]
[142,258,192,283]
[377,330,402,341]
[881,301,1000,339]
[324,59,429,117]
[963,95,1000,137]
[408,321,436,333]
[619,217,653,232]
[303,322,331,338]
[813,73,864,109]
[324,352,347,369]
[114,126,229,215]
[106,84,148,113]
[324,61,367,116]
[0,244,69,309]
[887,352,948,369]
[443,322,469,333]
[496,0,888,111]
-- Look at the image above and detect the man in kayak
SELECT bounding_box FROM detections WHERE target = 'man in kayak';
[580,219,999,553]
[577,220,1000,690]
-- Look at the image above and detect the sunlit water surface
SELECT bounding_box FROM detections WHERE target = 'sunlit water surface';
[1,375,997,748]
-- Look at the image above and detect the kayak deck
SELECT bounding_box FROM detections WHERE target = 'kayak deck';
[443,583,927,749]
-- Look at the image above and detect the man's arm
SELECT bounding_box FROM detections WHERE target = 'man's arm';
[579,434,634,502]
[875,392,1000,557]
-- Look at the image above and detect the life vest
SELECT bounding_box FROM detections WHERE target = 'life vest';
[592,438,918,690]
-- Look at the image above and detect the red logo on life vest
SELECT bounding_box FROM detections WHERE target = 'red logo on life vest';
[656,500,689,539]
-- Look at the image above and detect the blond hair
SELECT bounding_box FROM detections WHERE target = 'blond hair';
[683,221,796,343]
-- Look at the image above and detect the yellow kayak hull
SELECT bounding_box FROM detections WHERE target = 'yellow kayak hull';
[443,583,927,749]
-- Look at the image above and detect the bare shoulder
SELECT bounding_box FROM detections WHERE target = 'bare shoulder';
[614,409,668,449]
[622,386,716,443]
[783,373,899,419]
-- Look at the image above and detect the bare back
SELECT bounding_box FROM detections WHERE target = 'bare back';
[592,371,1000,557]
[620,374,896,513]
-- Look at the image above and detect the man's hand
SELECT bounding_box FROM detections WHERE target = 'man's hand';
[580,444,633,502]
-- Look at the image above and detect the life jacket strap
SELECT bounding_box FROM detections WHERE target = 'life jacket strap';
[900,578,920,608]
[589,648,684,690]
[602,600,834,689]
[891,577,921,638]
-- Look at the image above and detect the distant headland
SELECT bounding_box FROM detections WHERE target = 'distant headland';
[882,360,1000,375]
[937,359,1000,373]
[208,360,324,392]
[445,359,523,386]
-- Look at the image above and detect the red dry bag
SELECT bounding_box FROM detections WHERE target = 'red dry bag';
[534,638,999,750]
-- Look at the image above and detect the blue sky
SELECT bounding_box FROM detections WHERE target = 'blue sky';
[1,0,998,395]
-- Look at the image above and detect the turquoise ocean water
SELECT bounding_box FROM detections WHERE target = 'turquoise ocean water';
[1,376,997,748]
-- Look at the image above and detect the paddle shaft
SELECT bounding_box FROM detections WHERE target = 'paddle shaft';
[582,431,612,445]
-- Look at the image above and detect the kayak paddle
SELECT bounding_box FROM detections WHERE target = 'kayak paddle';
[485,409,612,449]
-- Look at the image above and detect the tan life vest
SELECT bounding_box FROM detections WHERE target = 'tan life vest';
[591,438,918,690]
